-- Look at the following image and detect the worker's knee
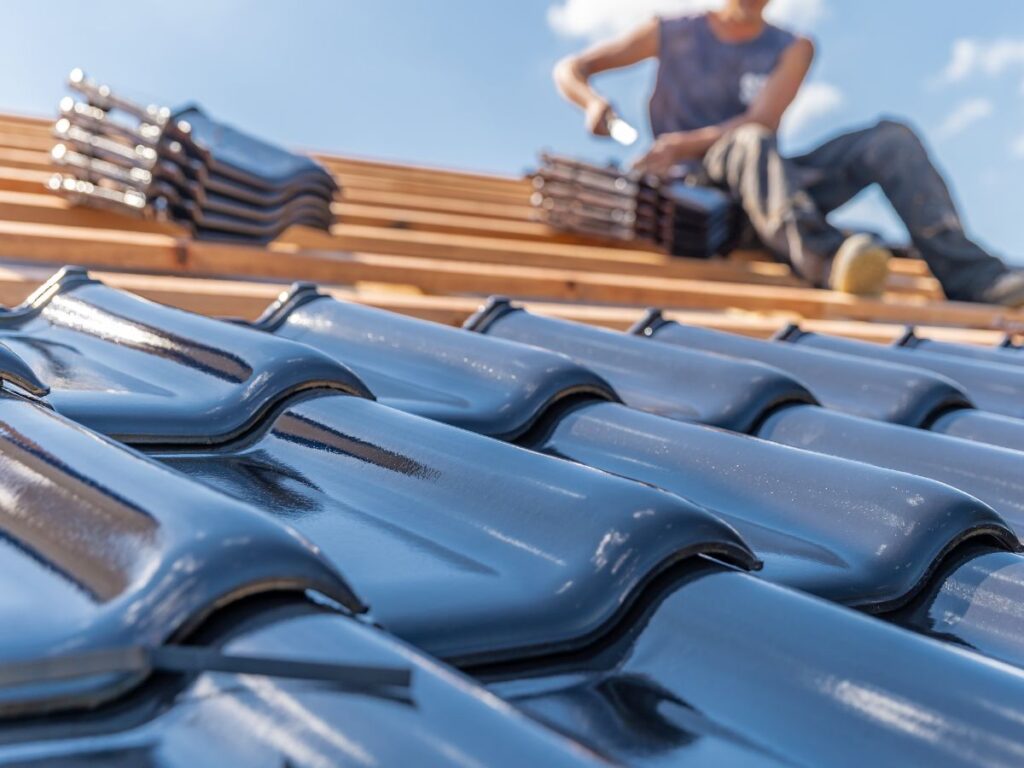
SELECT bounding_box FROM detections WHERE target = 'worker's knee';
[872,117,924,149]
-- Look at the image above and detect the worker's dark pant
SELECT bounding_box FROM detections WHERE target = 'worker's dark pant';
[701,119,1007,300]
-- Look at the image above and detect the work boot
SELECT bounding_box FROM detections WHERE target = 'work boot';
[828,234,892,297]
[978,271,1024,308]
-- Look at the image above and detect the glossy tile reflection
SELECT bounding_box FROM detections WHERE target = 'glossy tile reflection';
[0,599,606,767]
[259,286,616,438]
[0,391,357,716]
[160,392,755,663]
[469,299,813,432]
[0,269,371,444]
[635,311,968,427]
[490,565,1024,767]
[782,327,1024,420]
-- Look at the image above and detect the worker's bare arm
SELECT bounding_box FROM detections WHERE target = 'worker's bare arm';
[635,37,815,174]
[553,18,660,136]
[747,36,816,131]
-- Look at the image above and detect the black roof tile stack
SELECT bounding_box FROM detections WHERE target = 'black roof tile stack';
[47,70,337,244]
[530,153,741,258]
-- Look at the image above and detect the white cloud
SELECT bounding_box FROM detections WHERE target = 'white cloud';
[936,97,993,139]
[943,39,978,82]
[781,81,843,137]
[1012,134,1024,159]
[941,37,1024,83]
[765,0,826,32]
[547,0,824,41]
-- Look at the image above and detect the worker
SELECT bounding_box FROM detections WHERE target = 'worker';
[553,0,1024,305]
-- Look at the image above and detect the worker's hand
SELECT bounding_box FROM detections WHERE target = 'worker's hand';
[585,99,614,137]
[633,132,705,176]
[633,134,681,176]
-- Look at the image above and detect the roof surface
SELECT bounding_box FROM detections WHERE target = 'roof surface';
[0,110,1024,765]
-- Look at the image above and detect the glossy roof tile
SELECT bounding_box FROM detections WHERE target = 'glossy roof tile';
[253,285,617,439]
[892,545,1024,671]
[2,264,1023,761]
[249,292,1024,619]
[758,404,1024,537]
[467,299,814,433]
[53,77,336,243]
[540,402,1024,672]
[634,310,969,427]
[0,597,606,767]
[0,391,358,717]
[638,312,1024,455]
[172,106,338,193]
[491,563,1024,767]
[455,299,1024,542]
[233,292,1024,669]
[900,329,1024,367]
[155,391,756,664]
[780,326,1024,420]
[929,408,1024,452]
[0,268,371,445]
[534,400,1016,610]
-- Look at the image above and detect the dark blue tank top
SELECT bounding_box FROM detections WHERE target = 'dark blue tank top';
[649,14,797,137]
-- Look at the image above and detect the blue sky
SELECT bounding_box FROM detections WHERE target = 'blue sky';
[2,1,1022,260]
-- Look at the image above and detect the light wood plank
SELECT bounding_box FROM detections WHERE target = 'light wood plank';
[0,218,1013,330]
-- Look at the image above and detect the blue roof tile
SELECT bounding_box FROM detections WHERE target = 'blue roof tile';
[639,312,1024,455]
[254,284,617,438]
[759,404,1024,536]
[900,329,1024,367]
[634,310,969,427]
[536,400,1016,610]
[0,597,605,767]
[156,392,755,664]
[467,298,814,433]
[892,546,1024,670]
[0,269,370,445]
[463,301,1024,542]
[781,326,1024,420]
[235,292,1024,672]
[0,391,358,716]
[3,266,1024,761]
[492,563,1024,767]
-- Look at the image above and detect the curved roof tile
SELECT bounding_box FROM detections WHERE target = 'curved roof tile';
[467,299,814,433]
[636,311,969,427]
[537,401,1018,610]
[781,326,1024,420]
[157,392,757,664]
[0,268,371,445]
[0,393,360,716]
[255,285,617,439]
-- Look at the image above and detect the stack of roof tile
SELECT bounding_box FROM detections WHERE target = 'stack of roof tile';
[47,70,337,243]
[531,153,740,257]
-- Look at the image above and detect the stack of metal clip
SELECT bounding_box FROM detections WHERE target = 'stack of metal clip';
[530,154,646,242]
[48,69,338,244]
[530,153,741,259]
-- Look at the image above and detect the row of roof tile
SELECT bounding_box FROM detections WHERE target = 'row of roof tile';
[1,268,1024,764]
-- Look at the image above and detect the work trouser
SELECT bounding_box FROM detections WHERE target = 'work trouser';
[701,118,1007,300]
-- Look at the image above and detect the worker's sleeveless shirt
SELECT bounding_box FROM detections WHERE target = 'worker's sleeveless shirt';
[649,15,798,137]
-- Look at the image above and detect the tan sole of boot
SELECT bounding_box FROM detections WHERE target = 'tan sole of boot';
[830,242,892,297]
